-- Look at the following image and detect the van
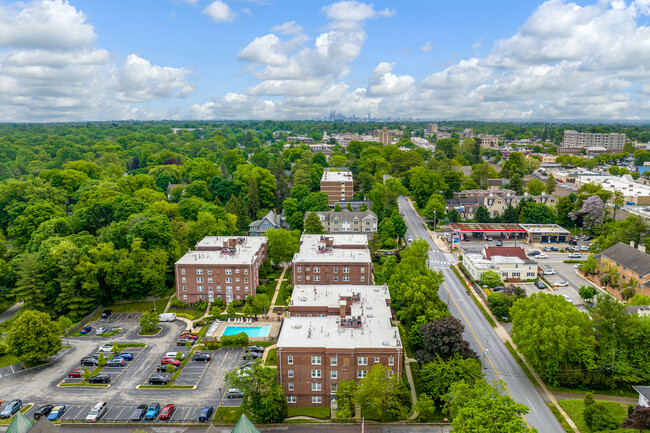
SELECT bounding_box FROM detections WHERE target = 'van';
[85,401,107,423]
[226,388,244,399]
[159,313,176,322]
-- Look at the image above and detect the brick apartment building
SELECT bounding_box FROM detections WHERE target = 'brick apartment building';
[277,284,403,407]
[321,171,353,205]
[596,242,650,299]
[174,236,267,304]
[292,235,372,286]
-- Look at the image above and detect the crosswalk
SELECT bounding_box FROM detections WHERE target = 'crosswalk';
[429,260,448,265]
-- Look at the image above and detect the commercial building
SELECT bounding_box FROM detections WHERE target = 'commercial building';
[461,246,538,283]
[313,210,378,236]
[596,242,650,299]
[576,174,650,205]
[321,171,354,205]
[520,224,570,243]
[277,284,402,407]
[563,130,626,149]
[174,236,267,304]
[292,235,372,286]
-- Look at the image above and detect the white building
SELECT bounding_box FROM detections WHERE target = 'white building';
[563,130,626,149]
[577,174,650,205]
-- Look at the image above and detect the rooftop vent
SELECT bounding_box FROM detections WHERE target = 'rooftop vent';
[292,324,302,329]
[382,341,390,346]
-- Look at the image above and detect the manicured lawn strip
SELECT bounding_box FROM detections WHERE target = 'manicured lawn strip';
[276,282,291,306]
[504,341,541,387]
[287,407,330,419]
[559,399,634,433]
[546,403,573,433]
[116,343,146,348]
[108,300,156,313]
[20,404,33,413]
[138,327,161,336]
[99,329,121,337]
[0,354,20,368]
[59,383,109,387]
[167,306,205,320]
[214,406,246,423]
[265,348,277,366]
[397,323,414,358]
[138,384,195,389]
[545,384,638,399]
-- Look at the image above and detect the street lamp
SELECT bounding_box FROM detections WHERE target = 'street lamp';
[433,208,437,232]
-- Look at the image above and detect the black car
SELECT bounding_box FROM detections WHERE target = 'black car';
[148,374,171,385]
[528,250,541,256]
[101,309,112,318]
[242,352,261,360]
[88,374,111,384]
[177,338,194,346]
[105,358,126,367]
[245,345,264,352]
[191,353,212,362]
[156,364,177,373]
[493,286,506,292]
[33,405,54,420]
[496,240,503,247]
[535,280,546,290]
[198,406,214,422]
[0,400,22,419]
[80,357,99,366]
[130,404,147,421]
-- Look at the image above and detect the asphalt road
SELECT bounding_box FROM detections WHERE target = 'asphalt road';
[398,196,564,433]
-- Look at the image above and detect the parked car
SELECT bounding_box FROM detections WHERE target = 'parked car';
[176,338,194,346]
[493,286,506,292]
[580,246,589,251]
[85,401,107,423]
[574,264,581,269]
[115,352,133,361]
[47,405,65,421]
[88,373,111,384]
[486,236,494,241]
[246,345,264,352]
[0,400,22,419]
[145,403,161,420]
[165,352,185,360]
[179,333,199,341]
[101,309,112,318]
[148,374,171,385]
[550,246,559,251]
[159,404,175,420]
[536,254,548,259]
[528,250,541,256]
[161,358,181,367]
[544,269,556,275]
[191,353,212,362]
[130,404,147,421]
[496,240,503,246]
[242,352,261,360]
[80,357,99,366]
[33,405,54,420]
[553,281,570,287]
[199,406,214,422]
[535,280,546,290]
[568,253,582,258]
[543,246,552,252]
[80,326,93,335]
[156,364,176,373]
[98,344,113,353]
[226,389,243,399]
[561,294,574,304]
[68,369,83,378]
[95,327,109,335]
[106,358,126,367]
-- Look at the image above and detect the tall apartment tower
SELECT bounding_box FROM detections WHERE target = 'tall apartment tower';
[563,130,626,149]
[378,127,391,145]
[320,171,353,205]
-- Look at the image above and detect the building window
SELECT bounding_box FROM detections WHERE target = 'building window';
[181,268,186,275]
[357,370,367,379]
[197,286,204,292]
[196,269,203,275]
[333,276,338,282]
[374,357,380,363]
[306,267,310,272]
[360,276,365,282]
[360,267,365,273]
[331,370,337,379]
[181,277,186,283]
[333,267,338,273]
[235,278,240,282]
[226,278,232,283]
[330,357,337,366]
[314,267,320,273]
[183,295,187,300]
[235,269,240,273]
[314,276,321,282]
[343,267,350,273]
[312,383,322,392]
[288,355,293,365]
[225,269,232,275]
[207,269,212,275]
[388,356,394,366]
[358,357,368,365]
[288,382,294,391]
[244,269,248,275]
[306,276,311,281]
[297,276,302,282]
[244,277,248,283]
[297,267,302,273]
[311,356,321,365]
[217,286,221,292]
[288,370,294,378]
[343,276,350,282]
[312,396,322,404]
[197,277,203,283]
[208,278,213,283]
[331,384,337,393]
[311,369,321,378]
[287,396,296,404]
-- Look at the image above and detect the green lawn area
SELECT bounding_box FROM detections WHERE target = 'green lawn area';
[397,323,414,358]
[107,300,156,313]
[547,403,574,433]
[0,354,20,368]
[100,328,121,337]
[287,407,330,419]
[138,327,161,336]
[276,282,292,306]
[214,406,246,423]
[265,348,277,366]
[559,399,635,433]
[167,306,205,320]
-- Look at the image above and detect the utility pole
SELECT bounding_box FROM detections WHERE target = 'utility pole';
[433,208,437,232]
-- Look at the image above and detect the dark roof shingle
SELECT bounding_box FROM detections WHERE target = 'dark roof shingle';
[601,242,650,277]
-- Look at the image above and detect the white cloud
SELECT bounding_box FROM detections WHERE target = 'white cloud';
[202,0,237,22]
[420,41,433,52]
[238,34,289,66]
[271,20,303,35]
[323,1,395,30]
[367,62,414,96]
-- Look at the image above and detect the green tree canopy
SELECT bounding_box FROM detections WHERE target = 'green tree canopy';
[7,310,62,363]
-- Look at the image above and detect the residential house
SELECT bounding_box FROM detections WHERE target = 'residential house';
[597,242,650,299]
[249,210,284,236]
[461,246,538,283]
[313,210,378,236]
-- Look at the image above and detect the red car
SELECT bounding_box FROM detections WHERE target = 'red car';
[68,369,83,378]
[159,404,175,420]
[179,333,198,340]
[161,358,181,366]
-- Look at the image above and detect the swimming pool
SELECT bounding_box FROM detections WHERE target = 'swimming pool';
[222,325,271,337]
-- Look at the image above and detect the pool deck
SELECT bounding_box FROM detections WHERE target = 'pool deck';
[210,320,281,343]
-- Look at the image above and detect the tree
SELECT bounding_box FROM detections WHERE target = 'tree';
[7,310,62,364]
[246,178,260,219]
[445,380,538,433]
[225,362,288,423]
[354,364,410,421]
[526,178,546,196]
[502,204,519,224]
[480,270,501,288]
[56,316,73,335]
[334,379,356,419]
[521,202,555,224]
[13,253,46,310]
[390,211,408,238]
[140,311,159,333]
[98,352,106,366]
[583,400,618,431]
[82,366,92,381]
[613,190,624,221]
[419,355,483,405]
[578,285,597,302]
[578,196,606,231]
[546,173,556,194]
[510,173,524,194]
[265,228,300,267]
[622,405,650,432]
[416,316,478,363]
[424,194,445,223]
[394,274,448,326]
[304,212,325,234]
[334,202,342,212]
[474,205,491,223]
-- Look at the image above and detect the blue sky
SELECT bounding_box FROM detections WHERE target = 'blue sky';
[1,0,650,121]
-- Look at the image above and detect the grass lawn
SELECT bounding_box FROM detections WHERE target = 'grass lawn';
[108,300,156,313]
[547,403,574,433]
[265,348,277,366]
[167,306,205,320]
[100,328,121,337]
[287,407,330,419]
[559,399,635,433]
[214,406,245,423]
[409,362,422,395]
[138,327,162,336]
[397,323,414,358]
[276,282,292,306]
[0,354,20,368]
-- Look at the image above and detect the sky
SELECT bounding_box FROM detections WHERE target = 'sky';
[2,0,650,122]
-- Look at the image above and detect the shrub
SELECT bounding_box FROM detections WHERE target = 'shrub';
[193,320,205,327]
[232,301,243,308]
[584,402,618,431]
[221,332,249,346]
[256,285,267,295]
[211,298,225,310]
[194,302,208,312]
[170,299,185,308]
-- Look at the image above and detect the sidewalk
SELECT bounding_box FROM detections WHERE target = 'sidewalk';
[269,265,289,315]
[404,357,419,420]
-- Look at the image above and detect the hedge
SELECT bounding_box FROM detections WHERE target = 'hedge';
[220,332,249,346]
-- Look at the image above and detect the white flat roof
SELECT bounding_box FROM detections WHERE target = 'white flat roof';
[176,237,266,266]
[293,235,371,263]
[321,171,353,183]
[278,285,401,349]
[519,224,570,234]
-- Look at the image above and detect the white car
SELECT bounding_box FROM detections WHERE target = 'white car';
[568,253,582,259]
[536,254,548,259]
[165,352,185,360]
[573,264,581,269]
[553,281,569,287]
[544,269,556,275]
[561,294,574,304]
[98,345,113,353]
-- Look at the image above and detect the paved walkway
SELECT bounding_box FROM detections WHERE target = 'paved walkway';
[404,357,419,420]
[269,266,289,314]
[0,301,22,323]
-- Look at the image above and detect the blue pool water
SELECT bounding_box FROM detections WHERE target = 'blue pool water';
[222,325,270,337]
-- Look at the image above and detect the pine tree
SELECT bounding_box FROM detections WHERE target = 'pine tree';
[346,201,353,211]
[247,178,260,219]
[304,212,326,234]
[334,203,342,212]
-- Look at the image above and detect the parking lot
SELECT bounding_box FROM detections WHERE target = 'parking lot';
[98,312,141,322]
[23,402,213,423]
[59,346,145,386]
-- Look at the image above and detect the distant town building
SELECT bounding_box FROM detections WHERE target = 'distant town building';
[287,135,313,144]
[174,237,267,304]
[576,174,650,205]
[436,132,452,139]
[477,134,499,148]
[487,179,510,190]
[313,210,378,236]
[335,200,371,212]
[459,128,475,139]
[557,146,583,155]
[249,210,284,236]
[563,130,626,149]
[321,171,354,205]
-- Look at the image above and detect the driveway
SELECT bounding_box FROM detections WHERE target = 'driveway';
[0,302,22,324]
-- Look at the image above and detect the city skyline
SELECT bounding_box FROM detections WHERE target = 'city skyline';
[2,0,650,122]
